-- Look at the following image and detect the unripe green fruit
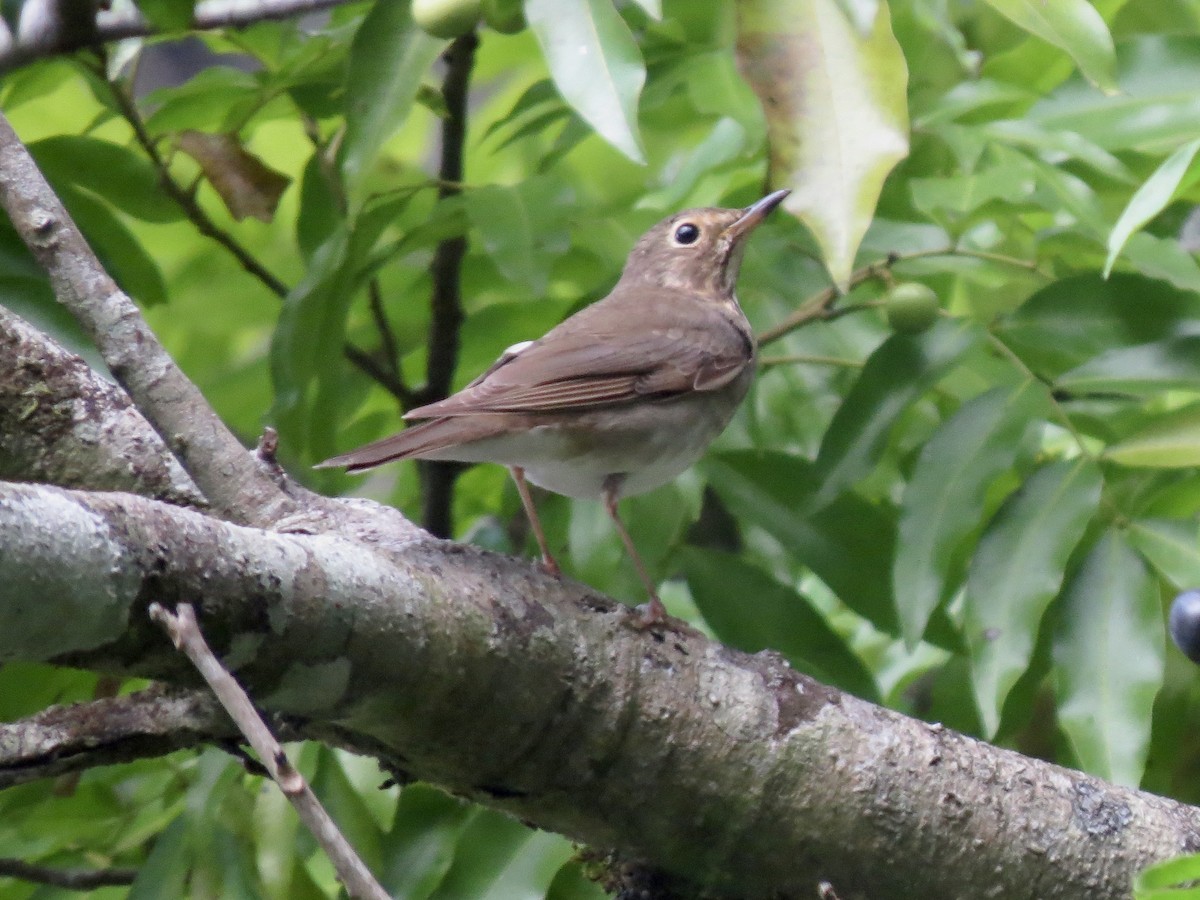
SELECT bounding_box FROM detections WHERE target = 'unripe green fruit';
[482,0,525,33]
[413,0,481,39]
[885,282,940,334]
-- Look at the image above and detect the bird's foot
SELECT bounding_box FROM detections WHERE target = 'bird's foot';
[626,596,701,637]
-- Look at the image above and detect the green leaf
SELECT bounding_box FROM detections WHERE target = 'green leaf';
[964,459,1102,737]
[680,548,879,700]
[1030,36,1200,154]
[813,320,980,509]
[1105,138,1200,277]
[1136,852,1200,899]
[1058,335,1200,395]
[29,136,180,223]
[127,816,192,900]
[526,0,647,164]
[1054,530,1165,786]
[464,177,571,295]
[983,0,1116,92]
[1129,519,1200,590]
[996,273,1200,378]
[340,1,445,199]
[135,0,196,31]
[894,381,1045,647]
[381,785,473,898]
[1106,402,1200,469]
[703,451,899,635]
[736,0,908,288]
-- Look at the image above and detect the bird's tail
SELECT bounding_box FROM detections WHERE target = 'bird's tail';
[314,417,510,473]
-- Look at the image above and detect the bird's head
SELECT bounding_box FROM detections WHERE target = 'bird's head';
[619,189,790,296]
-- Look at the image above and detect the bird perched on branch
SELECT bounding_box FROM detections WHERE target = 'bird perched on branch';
[318,189,789,626]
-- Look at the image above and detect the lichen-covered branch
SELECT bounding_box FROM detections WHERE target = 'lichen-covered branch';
[0,112,291,526]
[0,685,233,789]
[1,478,1196,900]
[0,306,203,504]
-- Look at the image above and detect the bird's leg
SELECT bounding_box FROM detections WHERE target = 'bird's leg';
[602,478,669,628]
[510,466,561,576]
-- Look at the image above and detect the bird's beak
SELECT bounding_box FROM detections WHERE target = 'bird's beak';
[726,189,790,241]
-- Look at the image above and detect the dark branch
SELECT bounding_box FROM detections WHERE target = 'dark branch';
[102,67,290,300]
[417,32,477,537]
[0,0,357,73]
[0,857,138,891]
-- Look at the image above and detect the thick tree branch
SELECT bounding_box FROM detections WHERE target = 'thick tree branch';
[0,306,203,504]
[417,33,477,538]
[2,478,1198,900]
[0,0,357,73]
[0,112,291,526]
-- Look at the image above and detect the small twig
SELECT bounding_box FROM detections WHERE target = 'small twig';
[0,858,138,891]
[757,246,1046,346]
[344,342,410,402]
[367,279,406,395]
[416,32,477,538]
[148,602,390,900]
[99,62,289,299]
[760,353,864,369]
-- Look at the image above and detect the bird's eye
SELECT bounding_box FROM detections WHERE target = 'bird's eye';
[673,222,700,245]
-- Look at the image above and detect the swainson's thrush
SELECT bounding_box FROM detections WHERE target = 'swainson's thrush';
[318,189,788,625]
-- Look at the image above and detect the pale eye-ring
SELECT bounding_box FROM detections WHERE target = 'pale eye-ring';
[673,222,700,245]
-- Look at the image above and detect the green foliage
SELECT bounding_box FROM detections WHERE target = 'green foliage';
[7,0,1200,894]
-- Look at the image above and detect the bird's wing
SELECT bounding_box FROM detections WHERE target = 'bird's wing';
[406,296,753,419]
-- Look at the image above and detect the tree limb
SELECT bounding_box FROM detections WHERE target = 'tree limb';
[0,305,203,504]
[0,112,291,526]
[0,0,358,73]
[1,478,1197,900]
[0,857,138,891]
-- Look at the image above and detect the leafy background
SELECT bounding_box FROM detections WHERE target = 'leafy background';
[6,0,1200,895]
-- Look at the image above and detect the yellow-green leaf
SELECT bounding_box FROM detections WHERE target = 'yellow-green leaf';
[736,0,908,289]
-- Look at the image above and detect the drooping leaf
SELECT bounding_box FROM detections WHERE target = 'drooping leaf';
[681,548,879,700]
[1054,530,1165,786]
[736,0,909,288]
[1105,138,1200,277]
[983,0,1116,92]
[894,381,1045,647]
[177,131,291,223]
[526,0,647,164]
[964,459,1102,737]
[1106,403,1200,469]
[813,320,981,509]
[703,450,899,634]
[339,1,445,199]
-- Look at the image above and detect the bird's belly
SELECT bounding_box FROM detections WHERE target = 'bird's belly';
[521,391,745,499]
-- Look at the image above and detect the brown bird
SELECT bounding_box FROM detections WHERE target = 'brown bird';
[317,189,789,625]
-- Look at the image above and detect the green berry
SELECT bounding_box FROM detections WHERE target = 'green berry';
[412,0,481,39]
[482,0,525,33]
[885,282,940,334]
